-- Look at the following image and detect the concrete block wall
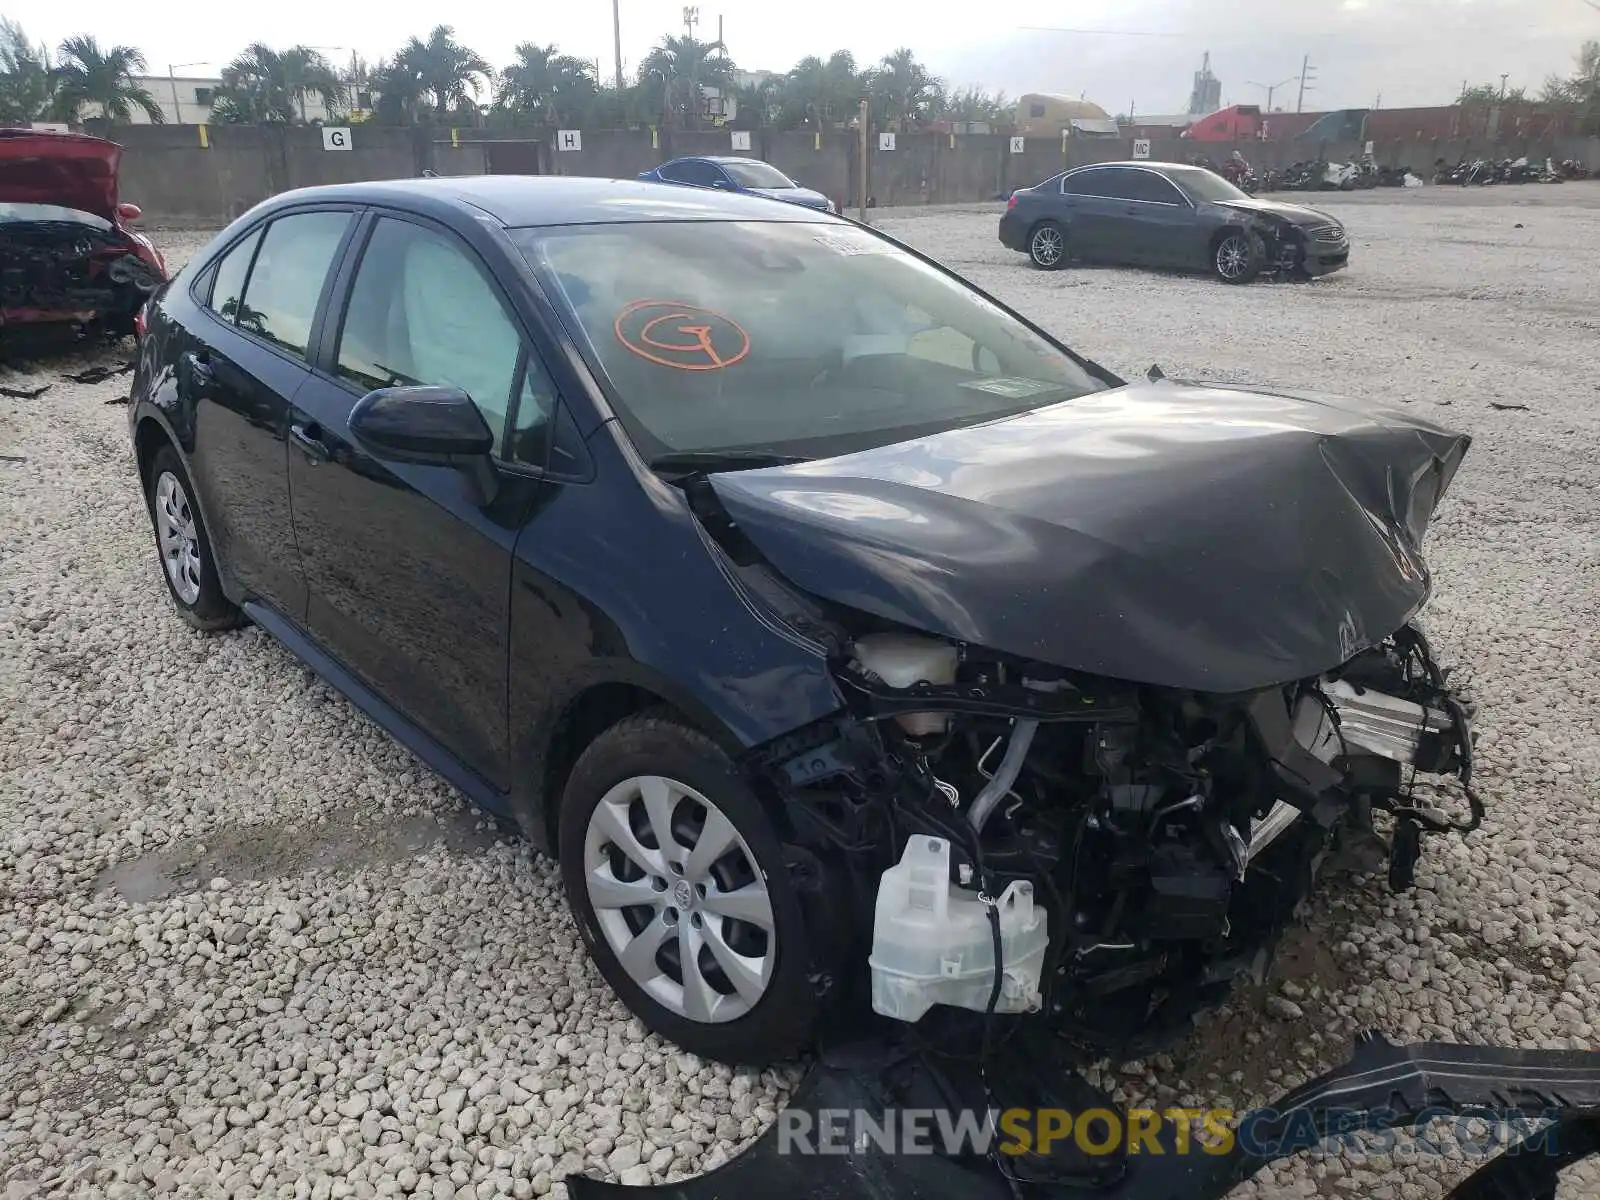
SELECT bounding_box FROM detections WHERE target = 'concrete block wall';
[97,122,1600,226]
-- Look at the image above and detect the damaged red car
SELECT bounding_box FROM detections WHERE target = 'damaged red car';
[0,128,167,355]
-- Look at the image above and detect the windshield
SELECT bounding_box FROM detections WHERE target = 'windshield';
[1162,166,1250,204]
[513,220,1107,462]
[0,202,112,230]
[722,161,797,189]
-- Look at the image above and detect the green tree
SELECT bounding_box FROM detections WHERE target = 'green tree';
[1458,81,1527,106]
[498,43,598,126]
[406,25,492,119]
[1542,39,1600,131]
[0,18,55,123]
[942,86,1010,123]
[867,47,940,125]
[638,35,734,129]
[212,43,343,123]
[782,51,861,128]
[51,34,163,123]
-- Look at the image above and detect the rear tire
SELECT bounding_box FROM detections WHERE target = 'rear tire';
[558,714,817,1064]
[1212,229,1265,284]
[1028,220,1069,270]
[144,446,244,631]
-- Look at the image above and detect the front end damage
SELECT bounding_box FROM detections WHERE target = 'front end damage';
[589,383,1600,1196]
[752,619,1480,1053]
[0,220,164,347]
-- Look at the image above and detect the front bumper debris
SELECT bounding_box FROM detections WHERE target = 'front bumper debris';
[568,1032,1600,1200]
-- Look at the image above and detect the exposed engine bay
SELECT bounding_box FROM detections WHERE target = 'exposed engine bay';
[754,620,1477,1054]
[1,220,162,335]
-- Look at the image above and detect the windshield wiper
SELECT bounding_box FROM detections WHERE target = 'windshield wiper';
[648,450,808,475]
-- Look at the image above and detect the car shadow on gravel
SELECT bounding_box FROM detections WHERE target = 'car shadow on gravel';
[93,806,502,902]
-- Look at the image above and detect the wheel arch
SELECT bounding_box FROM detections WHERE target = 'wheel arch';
[133,413,177,489]
[515,667,756,856]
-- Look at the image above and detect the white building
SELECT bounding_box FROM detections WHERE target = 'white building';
[123,74,346,124]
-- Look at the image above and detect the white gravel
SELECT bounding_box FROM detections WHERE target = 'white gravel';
[3,186,1599,1198]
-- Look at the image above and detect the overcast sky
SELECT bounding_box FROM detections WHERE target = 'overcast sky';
[18,0,1598,112]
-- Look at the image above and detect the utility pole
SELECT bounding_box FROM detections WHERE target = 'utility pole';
[1295,54,1315,113]
[612,0,624,91]
[1374,92,1381,109]
[857,97,869,222]
[1499,73,1509,100]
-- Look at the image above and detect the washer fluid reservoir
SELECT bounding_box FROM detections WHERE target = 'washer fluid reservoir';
[869,836,1048,1023]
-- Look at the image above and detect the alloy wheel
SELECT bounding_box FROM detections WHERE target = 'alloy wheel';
[1216,234,1253,281]
[583,774,776,1024]
[1031,225,1065,267]
[154,471,203,605]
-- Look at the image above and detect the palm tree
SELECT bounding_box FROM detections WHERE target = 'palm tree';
[869,47,939,126]
[499,43,598,126]
[783,50,861,128]
[0,18,56,124]
[639,35,734,129]
[213,43,343,123]
[51,34,163,123]
[399,25,492,120]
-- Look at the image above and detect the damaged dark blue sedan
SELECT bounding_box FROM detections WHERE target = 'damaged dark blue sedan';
[130,175,1483,1076]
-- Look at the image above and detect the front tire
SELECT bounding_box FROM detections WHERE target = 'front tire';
[558,715,817,1064]
[1212,229,1265,284]
[1028,220,1068,270]
[144,446,243,631]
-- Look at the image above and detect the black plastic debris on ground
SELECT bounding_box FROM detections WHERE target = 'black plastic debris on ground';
[1489,402,1531,411]
[0,384,51,400]
[104,396,130,406]
[65,362,135,385]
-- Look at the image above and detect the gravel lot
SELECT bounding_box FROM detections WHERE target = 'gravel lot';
[3,184,1599,1199]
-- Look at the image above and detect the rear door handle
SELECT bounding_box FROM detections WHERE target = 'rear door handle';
[290,422,330,464]
[184,352,214,387]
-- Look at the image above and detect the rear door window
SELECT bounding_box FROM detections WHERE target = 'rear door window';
[207,229,262,324]
[233,211,352,358]
[664,160,724,187]
[1063,169,1119,197]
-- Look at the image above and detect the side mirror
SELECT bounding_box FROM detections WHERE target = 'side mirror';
[349,385,499,500]
[117,202,143,221]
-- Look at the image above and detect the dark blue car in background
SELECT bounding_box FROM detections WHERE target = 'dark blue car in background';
[637,155,835,212]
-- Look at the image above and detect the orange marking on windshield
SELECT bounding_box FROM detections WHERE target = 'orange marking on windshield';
[615,300,751,371]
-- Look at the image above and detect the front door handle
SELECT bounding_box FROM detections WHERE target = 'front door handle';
[290,422,330,464]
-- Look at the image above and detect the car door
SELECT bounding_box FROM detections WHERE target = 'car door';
[1116,169,1199,267]
[285,212,557,790]
[179,207,359,619]
[1059,168,1129,263]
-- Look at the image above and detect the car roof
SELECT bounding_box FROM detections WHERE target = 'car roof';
[251,174,839,228]
[1067,160,1197,172]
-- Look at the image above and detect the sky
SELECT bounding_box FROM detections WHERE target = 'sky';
[16,0,1599,113]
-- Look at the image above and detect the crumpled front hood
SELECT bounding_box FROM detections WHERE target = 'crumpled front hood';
[0,131,122,220]
[1212,197,1336,228]
[708,379,1470,693]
